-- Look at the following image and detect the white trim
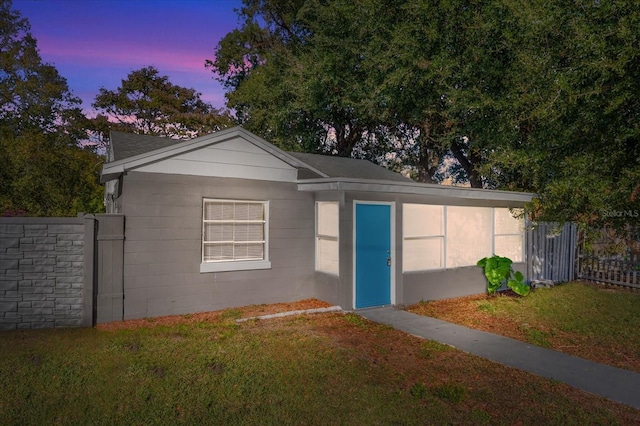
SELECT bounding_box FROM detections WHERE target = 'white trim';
[400,204,525,274]
[315,201,340,276]
[352,200,396,310]
[201,199,270,272]
[492,207,525,262]
[298,178,534,203]
[200,260,272,273]
[402,204,445,272]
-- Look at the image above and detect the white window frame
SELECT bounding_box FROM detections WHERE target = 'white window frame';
[403,204,445,272]
[445,206,494,269]
[402,204,525,272]
[315,201,339,276]
[200,199,271,273]
[493,208,525,262]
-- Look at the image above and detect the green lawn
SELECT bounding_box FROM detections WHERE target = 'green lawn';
[1,302,639,425]
[408,281,640,372]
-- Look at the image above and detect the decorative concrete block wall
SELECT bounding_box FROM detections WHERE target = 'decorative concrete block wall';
[0,217,95,330]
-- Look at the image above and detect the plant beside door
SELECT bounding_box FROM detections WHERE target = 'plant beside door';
[477,255,530,296]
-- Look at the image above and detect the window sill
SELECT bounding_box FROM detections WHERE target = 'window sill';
[315,269,339,277]
[200,260,272,273]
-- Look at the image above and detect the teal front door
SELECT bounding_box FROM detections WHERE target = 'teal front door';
[355,203,392,308]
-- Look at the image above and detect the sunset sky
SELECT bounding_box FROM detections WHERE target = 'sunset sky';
[13,0,243,113]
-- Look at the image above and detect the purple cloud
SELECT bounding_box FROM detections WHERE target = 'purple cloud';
[13,0,242,111]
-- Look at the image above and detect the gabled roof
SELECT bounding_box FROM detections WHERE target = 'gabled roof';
[108,131,182,162]
[289,152,412,182]
[101,126,411,184]
[100,127,534,205]
[101,126,328,183]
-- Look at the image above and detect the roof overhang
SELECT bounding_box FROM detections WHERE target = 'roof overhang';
[100,126,328,183]
[297,178,534,204]
[100,164,125,183]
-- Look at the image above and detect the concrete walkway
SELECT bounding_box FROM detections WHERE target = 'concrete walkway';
[358,306,640,410]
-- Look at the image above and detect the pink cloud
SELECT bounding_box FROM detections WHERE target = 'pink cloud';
[14,0,241,110]
[40,36,210,75]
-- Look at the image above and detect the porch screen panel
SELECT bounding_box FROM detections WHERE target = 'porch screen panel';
[403,204,444,272]
[494,208,524,262]
[316,202,339,275]
[202,200,266,263]
[446,206,492,268]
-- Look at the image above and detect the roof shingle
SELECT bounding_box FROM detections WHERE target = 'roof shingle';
[107,130,411,182]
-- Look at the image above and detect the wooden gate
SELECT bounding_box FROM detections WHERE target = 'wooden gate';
[95,214,125,323]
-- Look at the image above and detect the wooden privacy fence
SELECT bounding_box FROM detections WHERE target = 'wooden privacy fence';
[577,251,640,290]
[526,222,578,283]
[527,221,640,290]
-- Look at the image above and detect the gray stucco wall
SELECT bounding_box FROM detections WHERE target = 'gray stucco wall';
[402,262,527,305]
[314,191,530,310]
[119,172,317,320]
[112,171,531,319]
[0,217,94,330]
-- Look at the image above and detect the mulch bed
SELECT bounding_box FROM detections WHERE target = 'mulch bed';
[96,299,333,331]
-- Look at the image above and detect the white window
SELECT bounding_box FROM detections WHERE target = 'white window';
[402,204,524,272]
[446,206,493,268]
[403,204,444,272]
[494,208,524,262]
[316,201,339,275]
[200,199,271,273]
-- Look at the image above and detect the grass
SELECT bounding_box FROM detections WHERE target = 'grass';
[408,281,640,372]
[0,300,639,424]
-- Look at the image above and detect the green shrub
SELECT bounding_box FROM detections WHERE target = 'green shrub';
[477,255,530,296]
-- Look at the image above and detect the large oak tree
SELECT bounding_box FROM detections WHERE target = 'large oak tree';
[210,0,639,229]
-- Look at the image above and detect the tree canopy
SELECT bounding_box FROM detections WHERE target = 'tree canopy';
[0,0,103,216]
[0,0,85,136]
[92,66,234,140]
[209,0,640,229]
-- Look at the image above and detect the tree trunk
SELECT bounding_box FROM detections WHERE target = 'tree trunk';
[450,140,482,188]
[335,123,360,157]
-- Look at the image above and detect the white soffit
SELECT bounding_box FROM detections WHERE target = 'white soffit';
[297,178,534,203]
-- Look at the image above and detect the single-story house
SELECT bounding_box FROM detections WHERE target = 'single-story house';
[101,126,533,320]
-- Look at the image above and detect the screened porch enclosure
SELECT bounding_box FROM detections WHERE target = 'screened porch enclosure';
[402,205,524,273]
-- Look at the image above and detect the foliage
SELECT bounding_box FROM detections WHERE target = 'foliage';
[476,255,512,294]
[476,0,640,230]
[0,0,103,216]
[508,270,529,297]
[206,0,534,184]
[208,0,379,156]
[0,131,104,216]
[0,0,85,136]
[212,0,640,226]
[477,255,530,296]
[92,66,234,140]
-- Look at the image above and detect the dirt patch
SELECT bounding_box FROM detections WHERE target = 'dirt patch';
[96,299,333,331]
